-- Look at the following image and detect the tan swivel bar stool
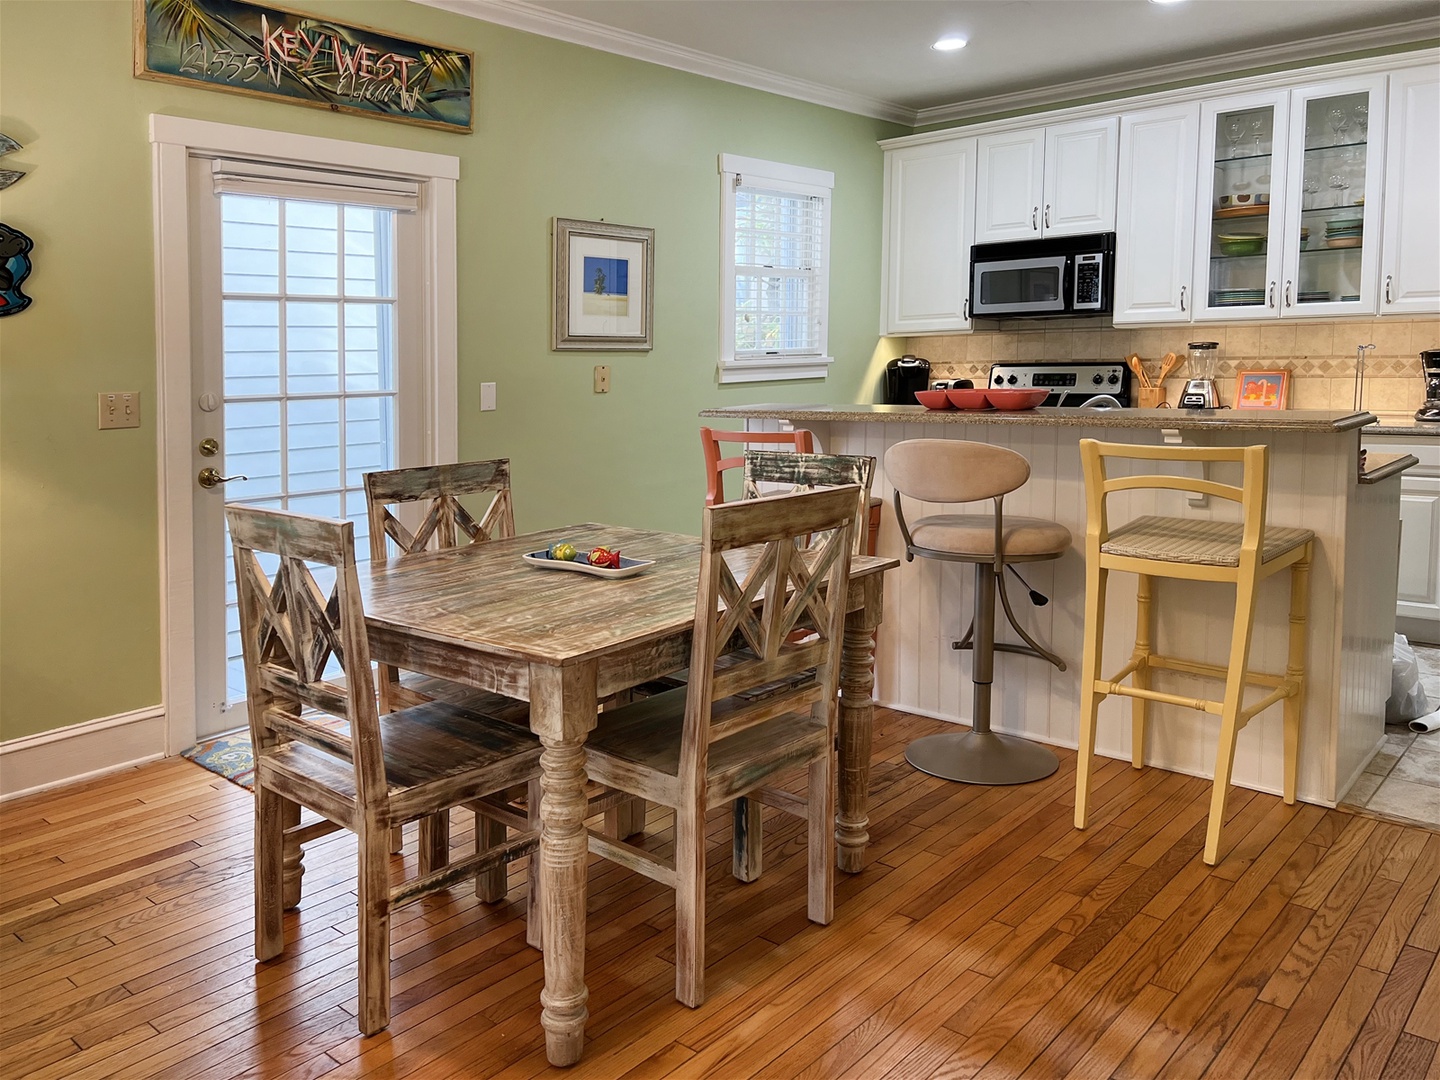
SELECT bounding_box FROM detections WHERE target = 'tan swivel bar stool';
[1073,439,1314,866]
[886,440,1071,784]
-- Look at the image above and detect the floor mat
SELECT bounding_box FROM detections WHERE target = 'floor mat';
[182,728,256,790]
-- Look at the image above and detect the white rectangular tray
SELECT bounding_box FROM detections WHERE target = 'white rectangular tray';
[522,550,655,580]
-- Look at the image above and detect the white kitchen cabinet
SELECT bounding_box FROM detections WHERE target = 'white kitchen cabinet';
[1380,66,1440,315]
[881,138,977,335]
[1194,77,1386,322]
[1365,436,1440,642]
[1113,102,1200,325]
[974,118,1117,242]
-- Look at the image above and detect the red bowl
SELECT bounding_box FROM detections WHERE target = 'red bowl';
[985,388,1048,410]
[914,389,953,409]
[946,388,992,410]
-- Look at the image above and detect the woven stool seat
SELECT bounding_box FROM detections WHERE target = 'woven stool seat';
[912,514,1072,559]
[1102,515,1313,567]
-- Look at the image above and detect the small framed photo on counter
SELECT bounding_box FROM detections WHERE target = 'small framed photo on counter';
[1235,369,1290,410]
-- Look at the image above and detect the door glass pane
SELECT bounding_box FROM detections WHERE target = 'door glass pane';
[220,193,399,707]
[1296,92,1369,306]
[1207,105,1274,310]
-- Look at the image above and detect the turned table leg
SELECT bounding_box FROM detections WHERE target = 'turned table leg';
[530,662,597,1067]
[837,576,882,874]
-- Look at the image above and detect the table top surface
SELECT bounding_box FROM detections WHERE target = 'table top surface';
[361,524,898,667]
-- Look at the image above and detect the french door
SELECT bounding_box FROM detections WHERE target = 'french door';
[188,157,424,738]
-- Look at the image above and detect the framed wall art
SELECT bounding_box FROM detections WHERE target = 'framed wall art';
[1235,369,1290,410]
[133,0,474,133]
[552,218,654,352]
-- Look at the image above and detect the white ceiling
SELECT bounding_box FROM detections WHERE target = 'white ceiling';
[423,0,1440,125]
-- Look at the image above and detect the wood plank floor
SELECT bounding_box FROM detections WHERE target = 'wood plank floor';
[3,710,1438,1079]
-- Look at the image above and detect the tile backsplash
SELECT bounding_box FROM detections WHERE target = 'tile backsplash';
[907,315,1440,415]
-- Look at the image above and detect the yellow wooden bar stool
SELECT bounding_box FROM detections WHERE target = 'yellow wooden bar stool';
[1073,439,1314,866]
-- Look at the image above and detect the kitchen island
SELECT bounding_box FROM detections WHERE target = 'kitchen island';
[701,404,1410,807]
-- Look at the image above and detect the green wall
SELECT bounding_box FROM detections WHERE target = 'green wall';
[0,0,905,741]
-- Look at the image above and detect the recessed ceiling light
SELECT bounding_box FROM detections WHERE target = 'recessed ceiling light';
[932,36,968,52]
[1149,0,1186,5]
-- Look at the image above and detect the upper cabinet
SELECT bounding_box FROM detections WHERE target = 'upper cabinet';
[880,138,977,335]
[974,118,1118,242]
[1113,103,1200,325]
[1193,76,1386,321]
[1380,66,1440,315]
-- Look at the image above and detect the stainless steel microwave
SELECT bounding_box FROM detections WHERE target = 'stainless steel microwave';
[970,232,1115,318]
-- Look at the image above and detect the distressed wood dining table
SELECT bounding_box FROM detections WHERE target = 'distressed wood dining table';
[359,523,898,1066]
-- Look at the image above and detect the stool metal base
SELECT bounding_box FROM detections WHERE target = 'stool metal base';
[905,729,1059,785]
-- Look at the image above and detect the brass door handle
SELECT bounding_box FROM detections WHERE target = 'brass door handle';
[198,467,248,489]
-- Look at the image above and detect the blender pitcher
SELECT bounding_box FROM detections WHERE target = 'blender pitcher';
[1179,341,1222,409]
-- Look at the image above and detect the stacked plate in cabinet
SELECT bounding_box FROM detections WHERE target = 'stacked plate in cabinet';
[1325,217,1363,248]
[1297,290,1331,304]
[1211,287,1266,307]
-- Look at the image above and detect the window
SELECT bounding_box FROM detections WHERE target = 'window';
[719,154,834,384]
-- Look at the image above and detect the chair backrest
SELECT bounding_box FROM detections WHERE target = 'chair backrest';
[227,505,387,809]
[680,486,859,787]
[742,449,876,555]
[884,439,1032,505]
[364,459,515,560]
[1078,439,1269,555]
[700,425,814,506]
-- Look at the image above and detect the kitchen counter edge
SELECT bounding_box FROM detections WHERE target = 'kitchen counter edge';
[700,404,1377,433]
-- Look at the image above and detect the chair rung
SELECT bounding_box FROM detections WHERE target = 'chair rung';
[1239,684,1299,724]
[1097,681,1221,714]
[285,818,344,846]
[587,830,676,888]
[748,786,808,818]
[391,832,536,907]
[1147,654,1287,689]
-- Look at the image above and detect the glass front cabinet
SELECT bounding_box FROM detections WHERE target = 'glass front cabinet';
[1195,76,1385,321]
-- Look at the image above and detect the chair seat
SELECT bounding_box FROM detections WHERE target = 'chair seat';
[264,699,540,823]
[586,686,829,804]
[910,513,1072,559]
[1101,515,1314,567]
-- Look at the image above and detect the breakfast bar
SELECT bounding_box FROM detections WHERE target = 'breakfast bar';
[701,403,1412,807]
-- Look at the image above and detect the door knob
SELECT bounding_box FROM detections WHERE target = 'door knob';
[198,467,248,489]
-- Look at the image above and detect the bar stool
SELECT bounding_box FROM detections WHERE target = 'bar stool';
[886,439,1071,784]
[1072,439,1313,866]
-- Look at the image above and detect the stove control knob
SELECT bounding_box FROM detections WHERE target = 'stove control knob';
[1093,373,1104,385]
[1108,373,1120,385]
[1007,375,1018,385]
[993,373,1003,385]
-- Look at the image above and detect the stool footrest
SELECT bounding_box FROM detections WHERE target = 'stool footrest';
[1096,658,1302,723]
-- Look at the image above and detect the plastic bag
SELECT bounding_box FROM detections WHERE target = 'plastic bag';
[1387,633,1435,723]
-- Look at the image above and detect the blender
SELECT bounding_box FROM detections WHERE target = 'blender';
[1417,349,1440,423]
[1179,341,1223,409]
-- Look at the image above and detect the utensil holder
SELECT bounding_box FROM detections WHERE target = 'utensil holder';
[1136,387,1168,409]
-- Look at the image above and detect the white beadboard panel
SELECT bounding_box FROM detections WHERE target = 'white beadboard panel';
[777,416,1398,808]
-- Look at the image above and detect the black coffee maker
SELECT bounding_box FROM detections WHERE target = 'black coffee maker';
[883,354,931,404]
[1417,349,1440,423]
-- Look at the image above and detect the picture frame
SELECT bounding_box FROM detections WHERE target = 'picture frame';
[552,218,654,351]
[1235,369,1290,410]
[133,0,474,133]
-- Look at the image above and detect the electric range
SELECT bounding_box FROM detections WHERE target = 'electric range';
[987,361,1132,408]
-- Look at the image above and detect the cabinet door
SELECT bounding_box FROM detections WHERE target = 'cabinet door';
[975,129,1044,242]
[1042,117,1119,236]
[881,139,976,334]
[1194,91,1291,321]
[1381,66,1440,315]
[1279,76,1386,317]
[1114,103,1199,325]
[1397,476,1440,635]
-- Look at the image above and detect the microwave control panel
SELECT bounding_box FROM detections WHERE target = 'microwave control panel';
[1072,253,1104,310]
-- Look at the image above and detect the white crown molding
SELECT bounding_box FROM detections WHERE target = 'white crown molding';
[912,16,1440,127]
[415,0,916,125]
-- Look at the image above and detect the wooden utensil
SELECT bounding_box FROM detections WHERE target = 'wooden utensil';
[1126,353,1151,388]
[1157,351,1181,384]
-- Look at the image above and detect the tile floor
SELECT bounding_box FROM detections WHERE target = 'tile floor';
[1340,640,1440,829]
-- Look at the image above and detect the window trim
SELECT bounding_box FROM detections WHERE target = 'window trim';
[718,153,835,384]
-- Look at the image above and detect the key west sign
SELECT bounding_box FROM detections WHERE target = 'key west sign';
[135,0,474,132]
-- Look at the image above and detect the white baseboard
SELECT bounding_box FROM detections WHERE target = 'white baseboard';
[0,706,168,802]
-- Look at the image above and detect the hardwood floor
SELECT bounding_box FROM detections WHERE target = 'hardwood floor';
[3,709,1438,1079]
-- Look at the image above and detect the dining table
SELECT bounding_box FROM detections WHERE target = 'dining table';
[358,523,898,1066]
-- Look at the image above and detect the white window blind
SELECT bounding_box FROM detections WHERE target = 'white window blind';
[719,154,834,384]
[211,157,420,211]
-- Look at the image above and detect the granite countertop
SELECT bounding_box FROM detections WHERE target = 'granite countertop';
[1366,414,1440,437]
[700,403,1378,433]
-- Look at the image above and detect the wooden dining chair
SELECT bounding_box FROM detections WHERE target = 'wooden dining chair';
[742,449,877,556]
[581,485,860,1007]
[226,505,542,1036]
[700,425,814,507]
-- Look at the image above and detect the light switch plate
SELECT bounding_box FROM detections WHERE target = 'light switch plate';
[98,391,141,430]
[594,366,610,394]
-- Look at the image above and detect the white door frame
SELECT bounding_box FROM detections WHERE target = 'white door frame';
[149,115,459,755]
